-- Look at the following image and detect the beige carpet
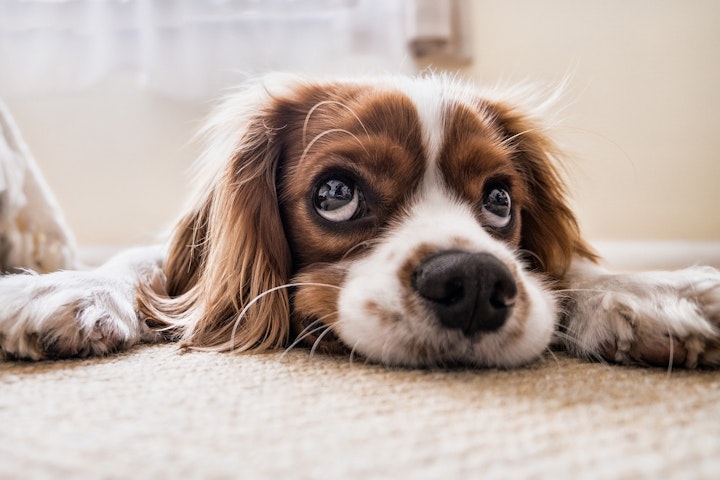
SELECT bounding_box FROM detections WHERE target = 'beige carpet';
[1,344,719,479]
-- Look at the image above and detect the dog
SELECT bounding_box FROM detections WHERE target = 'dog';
[1,74,719,368]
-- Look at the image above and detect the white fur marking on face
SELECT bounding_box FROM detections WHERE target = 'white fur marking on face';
[396,78,446,176]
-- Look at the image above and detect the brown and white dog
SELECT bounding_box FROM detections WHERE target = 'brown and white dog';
[1,74,719,368]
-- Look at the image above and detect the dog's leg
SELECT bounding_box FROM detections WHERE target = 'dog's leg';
[0,245,166,360]
[557,258,720,368]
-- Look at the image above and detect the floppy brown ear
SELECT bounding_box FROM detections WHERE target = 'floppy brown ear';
[139,103,292,352]
[489,101,598,279]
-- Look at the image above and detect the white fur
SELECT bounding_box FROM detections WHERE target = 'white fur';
[0,246,164,360]
[560,258,720,368]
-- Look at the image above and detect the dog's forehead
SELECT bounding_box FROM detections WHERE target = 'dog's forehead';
[394,78,456,164]
[289,78,504,171]
[277,78,520,213]
[392,80,514,193]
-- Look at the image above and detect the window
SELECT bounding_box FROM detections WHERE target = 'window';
[0,0,469,99]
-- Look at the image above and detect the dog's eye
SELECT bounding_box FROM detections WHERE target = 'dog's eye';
[482,186,512,228]
[314,178,364,222]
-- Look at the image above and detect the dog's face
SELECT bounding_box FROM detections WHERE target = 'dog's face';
[277,79,561,368]
[144,75,595,368]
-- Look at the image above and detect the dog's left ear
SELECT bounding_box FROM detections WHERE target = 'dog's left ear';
[488,101,598,279]
[139,89,293,352]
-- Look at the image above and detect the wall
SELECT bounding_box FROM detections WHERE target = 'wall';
[462,0,720,241]
[6,72,205,245]
[5,0,720,246]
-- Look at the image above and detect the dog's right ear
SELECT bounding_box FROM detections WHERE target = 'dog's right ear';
[486,99,598,279]
[139,83,294,352]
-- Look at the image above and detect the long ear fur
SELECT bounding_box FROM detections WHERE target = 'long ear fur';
[139,84,292,352]
[488,99,598,279]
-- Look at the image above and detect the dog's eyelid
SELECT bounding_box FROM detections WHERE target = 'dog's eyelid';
[483,176,512,192]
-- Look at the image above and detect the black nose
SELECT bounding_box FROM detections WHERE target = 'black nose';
[411,251,517,335]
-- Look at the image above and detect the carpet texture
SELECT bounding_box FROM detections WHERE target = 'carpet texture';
[1,344,718,479]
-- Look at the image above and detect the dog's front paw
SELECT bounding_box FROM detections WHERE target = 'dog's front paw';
[0,270,155,360]
[562,266,720,368]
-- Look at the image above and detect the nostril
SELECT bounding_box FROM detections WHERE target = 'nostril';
[411,250,517,335]
[489,277,517,309]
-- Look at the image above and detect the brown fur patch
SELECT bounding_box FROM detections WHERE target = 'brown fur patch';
[290,263,349,353]
[483,101,597,278]
[397,242,439,292]
[277,85,426,268]
[363,300,403,325]
[271,84,431,352]
[439,103,527,245]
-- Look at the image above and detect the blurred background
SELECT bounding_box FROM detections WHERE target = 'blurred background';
[1,0,718,265]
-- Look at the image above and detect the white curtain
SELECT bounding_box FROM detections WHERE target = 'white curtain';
[0,0,467,100]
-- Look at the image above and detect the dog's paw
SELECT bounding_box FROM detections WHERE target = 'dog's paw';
[562,266,720,368]
[0,269,158,360]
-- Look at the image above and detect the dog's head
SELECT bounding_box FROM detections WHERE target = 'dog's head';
[140,74,596,368]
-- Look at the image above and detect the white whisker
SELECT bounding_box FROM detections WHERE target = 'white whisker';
[341,239,379,260]
[302,100,370,148]
[310,323,338,357]
[300,128,369,165]
[517,248,545,271]
[349,339,362,365]
[280,319,324,359]
[282,310,340,359]
[498,127,541,149]
[544,346,561,367]
[230,282,341,351]
[554,288,614,295]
